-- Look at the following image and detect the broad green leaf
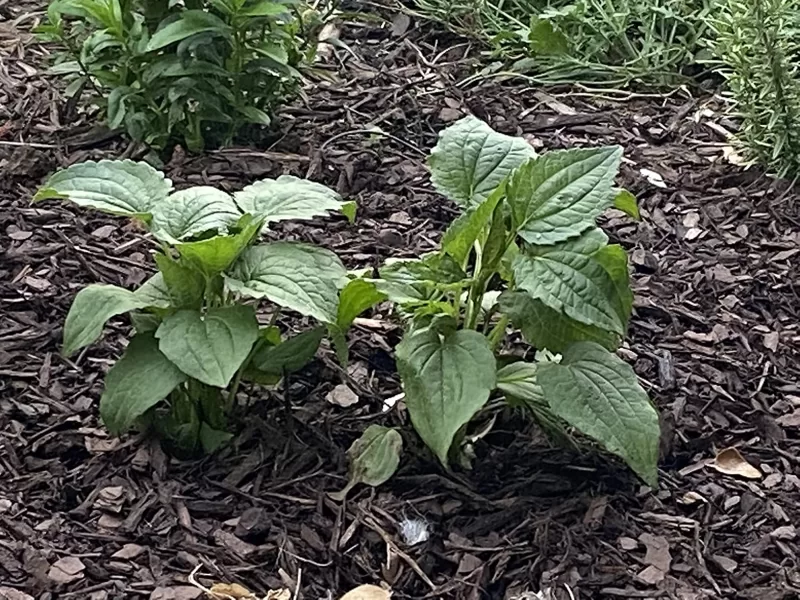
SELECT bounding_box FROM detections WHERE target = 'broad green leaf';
[226,242,346,322]
[507,146,622,245]
[441,187,503,264]
[499,291,619,352]
[513,251,624,335]
[233,176,346,228]
[154,253,205,309]
[593,244,633,325]
[331,425,403,500]
[528,227,609,256]
[176,214,262,277]
[496,361,545,405]
[199,423,233,453]
[134,273,173,309]
[613,188,640,220]
[156,306,259,387]
[248,327,324,377]
[63,284,149,356]
[33,159,171,220]
[429,116,536,208]
[396,327,496,465]
[337,279,387,330]
[537,342,659,485]
[100,334,188,435]
[151,187,241,241]
[146,10,230,51]
[130,312,161,334]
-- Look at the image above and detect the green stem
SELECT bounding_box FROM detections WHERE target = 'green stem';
[487,315,509,351]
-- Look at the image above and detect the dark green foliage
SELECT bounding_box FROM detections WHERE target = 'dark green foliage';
[711,0,800,178]
[36,0,329,150]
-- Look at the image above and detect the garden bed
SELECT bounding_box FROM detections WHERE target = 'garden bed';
[2,2,800,599]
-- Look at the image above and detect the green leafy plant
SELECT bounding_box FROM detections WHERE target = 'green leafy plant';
[710,0,800,177]
[413,0,712,87]
[35,0,329,151]
[35,160,365,455]
[365,117,660,485]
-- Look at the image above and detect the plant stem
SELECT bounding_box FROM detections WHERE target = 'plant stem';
[487,315,509,350]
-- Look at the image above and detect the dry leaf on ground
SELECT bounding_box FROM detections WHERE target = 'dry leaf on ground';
[711,447,761,479]
[338,585,392,600]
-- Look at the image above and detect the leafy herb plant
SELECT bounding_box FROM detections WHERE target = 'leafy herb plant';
[35,160,363,454]
[711,0,800,178]
[36,0,327,151]
[366,117,660,485]
[414,0,712,87]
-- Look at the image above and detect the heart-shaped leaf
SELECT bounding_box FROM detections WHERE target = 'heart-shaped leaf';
[156,306,259,387]
[429,116,536,208]
[396,327,496,465]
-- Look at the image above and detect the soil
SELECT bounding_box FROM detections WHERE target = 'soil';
[2,2,800,600]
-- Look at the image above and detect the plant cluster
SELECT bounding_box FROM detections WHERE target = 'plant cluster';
[36,160,369,455]
[36,0,328,151]
[710,0,800,178]
[356,117,659,485]
[43,118,660,487]
[414,0,712,87]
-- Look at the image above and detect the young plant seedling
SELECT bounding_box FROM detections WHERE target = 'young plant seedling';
[36,160,366,454]
[365,116,660,485]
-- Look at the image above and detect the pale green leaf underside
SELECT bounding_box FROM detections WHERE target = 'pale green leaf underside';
[100,334,188,435]
[156,306,259,387]
[225,242,346,322]
[508,146,622,245]
[496,361,545,405]
[429,116,536,208]
[396,327,496,465]
[34,159,172,219]
[234,175,346,227]
[513,251,624,335]
[537,342,659,486]
[63,284,150,356]
[151,186,241,241]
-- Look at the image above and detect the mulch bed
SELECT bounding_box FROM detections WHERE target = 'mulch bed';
[2,2,800,599]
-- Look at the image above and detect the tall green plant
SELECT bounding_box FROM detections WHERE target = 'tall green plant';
[362,117,659,484]
[36,0,328,151]
[35,160,366,454]
[711,0,800,177]
[414,0,712,87]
